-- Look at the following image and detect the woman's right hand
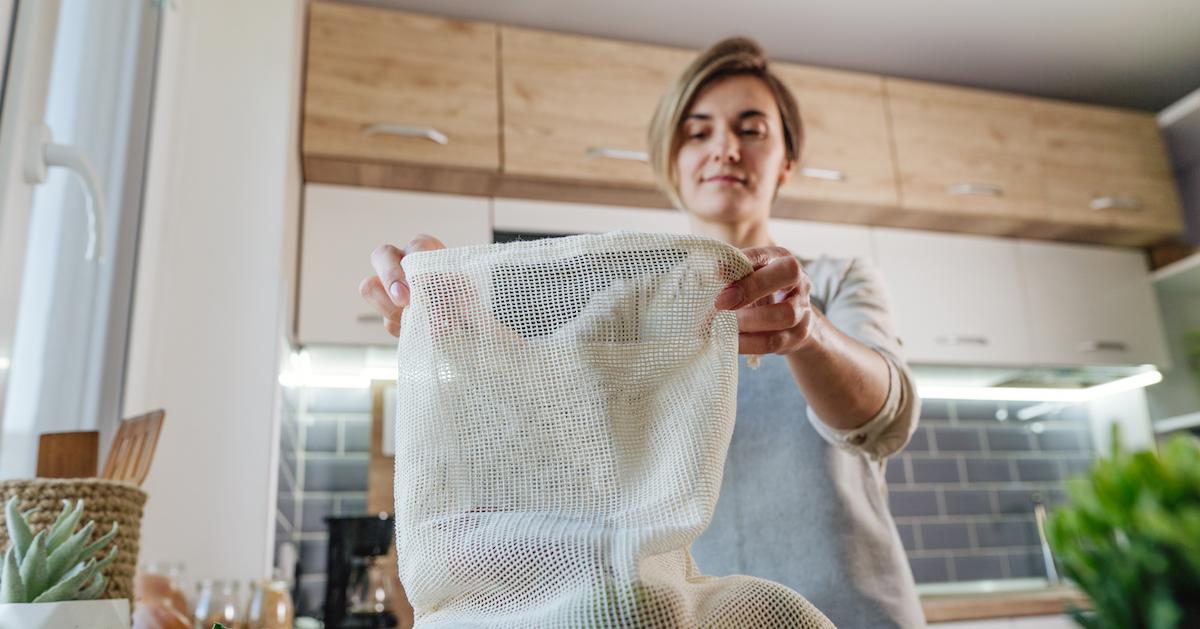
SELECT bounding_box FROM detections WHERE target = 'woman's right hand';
[359,234,446,337]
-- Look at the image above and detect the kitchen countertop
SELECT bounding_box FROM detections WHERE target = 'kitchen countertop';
[919,579,1089,623]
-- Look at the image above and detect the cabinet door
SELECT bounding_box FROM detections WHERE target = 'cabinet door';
[501,26,692,186]
[298,184,492,346]
[770,218,875,262]
[303,2,500,170]
[886,78,1043,220]
[774,64,898,207]
[1017,241,1169,367]
[873,229,1033,365]
[492,198,690,235]
[1033,101,1183,235]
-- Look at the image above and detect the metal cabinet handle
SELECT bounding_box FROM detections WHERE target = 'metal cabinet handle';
[800,167,847,182]
[23,123,105,262]
[935,334,989,346]
[362,124,448,145]
[357,313,385,324]
[947,182,1003,197]
[584,147,648,162]
[1089,195,1142,212]
[1078,339,1129,352]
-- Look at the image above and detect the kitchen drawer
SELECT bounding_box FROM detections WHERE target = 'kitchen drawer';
[303,2,500,171]
[298,184,492,346]
[1016,240,1169,367]
[873,228,1033,365]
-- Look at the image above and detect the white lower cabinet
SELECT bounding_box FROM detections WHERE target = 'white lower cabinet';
[1017,240,1169,367]
[297,184,492,346]
[931,615,1075,628]
[873,228,1033,365]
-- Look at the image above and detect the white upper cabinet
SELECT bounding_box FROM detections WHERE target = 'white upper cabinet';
[770,218,875,262]
[873,228,1033,365]
[298,184,492,346]
[1016,241,1169,367]
[492,198,690,235]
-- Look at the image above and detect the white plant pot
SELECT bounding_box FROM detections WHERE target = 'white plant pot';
[0,598,130,628]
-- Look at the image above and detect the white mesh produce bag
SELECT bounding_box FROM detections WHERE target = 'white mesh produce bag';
[393,231,832,628]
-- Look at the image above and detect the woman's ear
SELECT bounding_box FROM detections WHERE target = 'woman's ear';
[777,157,795,188]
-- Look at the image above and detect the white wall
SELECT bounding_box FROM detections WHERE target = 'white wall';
[124,0,304,581]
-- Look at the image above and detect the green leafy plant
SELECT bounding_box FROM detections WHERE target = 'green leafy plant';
[1046,430,1200,628]
[0,497,119,603]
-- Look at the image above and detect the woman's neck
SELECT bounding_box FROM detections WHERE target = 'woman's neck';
[686,214,775,249]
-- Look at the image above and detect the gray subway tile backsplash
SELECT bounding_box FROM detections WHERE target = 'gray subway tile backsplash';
[888,489,941,517]
[973,519,1037,548]
[1036,429,1090,452]
[932,427,983,452]
[920,522,972,550]
[985,427,1034,451]
[903,428,931,453]
[1006,550,1049,578]
[300,495,336,532]
[910,457,961,484]
[884,399,1093,584]
[953,554,1006,580]
[303,457,369,492]
[307,387,372,413]
[908,557,950,583]
[279,388,1092,589]
[304,419,339,452]
[1015,458,1062,482]
[343,418,372,452]
[885,459,907,484]
[896,523,917,551]
[964,458,1013,483]
[920,400,953,422]
[943,489,993,515]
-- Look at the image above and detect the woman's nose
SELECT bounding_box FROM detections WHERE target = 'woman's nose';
[710,129,740,163]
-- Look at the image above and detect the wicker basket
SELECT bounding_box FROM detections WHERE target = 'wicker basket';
[0,478,147,602]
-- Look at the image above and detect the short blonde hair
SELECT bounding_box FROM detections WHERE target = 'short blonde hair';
[647,37,803,210]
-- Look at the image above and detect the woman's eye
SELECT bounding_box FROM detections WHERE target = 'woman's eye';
[740,127,767,138]
[688,131,708,140]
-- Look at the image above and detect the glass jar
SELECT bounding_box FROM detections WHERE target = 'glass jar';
[244,578,295,629]
[193,579,241,629]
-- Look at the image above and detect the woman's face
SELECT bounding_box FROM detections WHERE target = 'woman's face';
[674,74,793,223]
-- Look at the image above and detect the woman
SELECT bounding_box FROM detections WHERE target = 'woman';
[360,38,924,628]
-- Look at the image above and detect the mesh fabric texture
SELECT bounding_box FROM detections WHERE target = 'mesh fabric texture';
[394,231,833,628]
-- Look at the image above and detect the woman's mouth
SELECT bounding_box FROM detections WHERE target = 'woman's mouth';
[705,175,746,186]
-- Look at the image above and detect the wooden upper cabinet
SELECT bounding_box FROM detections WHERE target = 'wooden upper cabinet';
[303,2,500,171]
[500,27,693,187]
[773,65,898,207]
[1032,100,1183,236]
[885,78,1043,219]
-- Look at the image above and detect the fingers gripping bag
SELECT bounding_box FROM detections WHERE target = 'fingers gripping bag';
[393,231,833,628]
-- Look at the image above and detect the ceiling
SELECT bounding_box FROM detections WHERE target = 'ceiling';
[343,0,1200,112]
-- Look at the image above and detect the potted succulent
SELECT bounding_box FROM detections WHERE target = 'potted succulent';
[1046,431,1200,628]
[0,496,126,628]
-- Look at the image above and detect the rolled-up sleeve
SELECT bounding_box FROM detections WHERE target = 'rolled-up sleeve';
[803,256,920,461]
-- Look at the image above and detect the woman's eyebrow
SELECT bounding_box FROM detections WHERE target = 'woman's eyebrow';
[685,110,767,121]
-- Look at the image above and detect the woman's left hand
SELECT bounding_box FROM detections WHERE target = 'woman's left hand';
[715,246,817,355]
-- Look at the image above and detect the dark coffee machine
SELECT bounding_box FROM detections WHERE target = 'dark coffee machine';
[323,514,398,629]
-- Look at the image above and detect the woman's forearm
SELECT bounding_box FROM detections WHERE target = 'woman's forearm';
[782,309,891,431]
